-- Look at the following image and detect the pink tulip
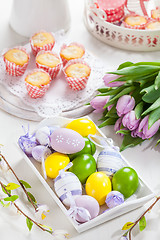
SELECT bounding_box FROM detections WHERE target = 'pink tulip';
[90,96,110,113]
[122,111,140,131]
[137,116,160,139]
[114,118,127,136]
[116,95,135,117]
[103,74,124,87]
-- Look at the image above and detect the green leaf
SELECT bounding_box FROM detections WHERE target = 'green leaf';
[97,87,111,93]
[0,200,10,208]
[20,180,31,189]
[26,217,33,231]
[27,192,37,204]
[154,71,160,90]
[133,61,160,66]
[120,134,144,151]
[135,102,144,119]
[139,216,146,232]
[148,107,160,128]
[98,118,117,128]
[142,85,160,103]
[142,97,160,115]
[1,185,11,195]
[4,195,19,202]
[156,139,160,145]
[97,86,126,96]
[122,222,135,230]
[116,130,131,135]
[104,86,136,108]
[6,183,20,191]
[117,61,133,70]
[38,224,53,232]
[109,65,160,76]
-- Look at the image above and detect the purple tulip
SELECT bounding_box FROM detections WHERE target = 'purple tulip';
[116,95,135,117]
[122,111,140,131]
[107,104,114,112]
[137,115,160,139]
[114,118,127,136]
[90,96,110,113]
[103,74,124,87]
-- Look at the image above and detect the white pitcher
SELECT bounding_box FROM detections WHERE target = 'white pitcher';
[9,0,71,37]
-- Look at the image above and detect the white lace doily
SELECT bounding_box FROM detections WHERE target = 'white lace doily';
[0,30,105,118]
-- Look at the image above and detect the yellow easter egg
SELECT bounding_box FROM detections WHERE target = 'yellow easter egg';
[85,172,112,205]
[66,118,97,137]
[45,152,70,179]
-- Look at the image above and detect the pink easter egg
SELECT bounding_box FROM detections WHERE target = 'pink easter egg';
[50,128,85,154]
[75,195,100,223]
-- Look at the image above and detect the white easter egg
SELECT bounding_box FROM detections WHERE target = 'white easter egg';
[54,172,82,206]
[50,128,85,154]
[97,146,126,177]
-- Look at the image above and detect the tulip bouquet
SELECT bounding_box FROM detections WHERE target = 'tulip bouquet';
[90,61,160,151]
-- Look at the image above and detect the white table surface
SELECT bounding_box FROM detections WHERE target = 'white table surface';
[0,1,160,239]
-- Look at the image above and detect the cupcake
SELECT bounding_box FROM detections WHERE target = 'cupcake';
[123,15,147,29]
[146,21,160,30]
[30,31,55,55]
[36,50,62,79]
[60,42,85,66]
[63,59,91,91]
[151,7,160,21]
[3,47,29,76]
[25,69,51,98]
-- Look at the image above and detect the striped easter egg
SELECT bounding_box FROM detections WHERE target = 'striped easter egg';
[54,171,82,206]
[97,146,126,177]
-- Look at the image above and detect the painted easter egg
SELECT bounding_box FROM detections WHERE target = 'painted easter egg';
[45,152,70,178]
[69,154,96,184]
[50,128,85,154]
[75,195,100,223]
[112,167,139,198]
[66,118,97,137]
[97,146,126,177]
[54,171,82,206]
[105,191,124,208]
[85,172,112,205]
[32,145,51,162]
[68,137,96,161]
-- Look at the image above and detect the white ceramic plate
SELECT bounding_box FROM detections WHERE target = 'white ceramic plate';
[17,116,155,233]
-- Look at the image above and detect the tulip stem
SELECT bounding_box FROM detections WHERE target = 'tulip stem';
[128,196,160,240]
[0,153,37,211]
[0,180,53,234]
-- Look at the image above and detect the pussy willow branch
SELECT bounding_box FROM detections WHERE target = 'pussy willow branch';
[0,180,53,234]
[128,196,160,240]
[0,153,37,211]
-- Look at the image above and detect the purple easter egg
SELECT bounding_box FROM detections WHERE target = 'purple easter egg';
[75,195,100,223]
[50,128,85,154]
[105,191,124,208]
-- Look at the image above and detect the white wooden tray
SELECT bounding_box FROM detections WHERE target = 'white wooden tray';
[17,116,155,233]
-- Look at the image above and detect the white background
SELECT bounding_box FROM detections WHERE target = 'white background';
[0,0,160,239]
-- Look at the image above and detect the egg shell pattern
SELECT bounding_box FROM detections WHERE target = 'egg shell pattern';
[50,128,85,154]
[97,146,126,177]
[75,195,100,223]
[54,172,82,206]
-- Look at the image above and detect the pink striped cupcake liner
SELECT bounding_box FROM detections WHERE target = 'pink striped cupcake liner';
[36,50,62,80]
[60,42,85,66]
[3,47,29,77]
[25,69,51,98]
[63,59,91,91]
[30,31,55,56]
